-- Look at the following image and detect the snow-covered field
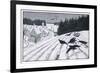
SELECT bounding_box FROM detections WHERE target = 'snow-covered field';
[23,25,89,62]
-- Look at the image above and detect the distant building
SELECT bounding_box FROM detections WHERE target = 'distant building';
[46,23,59,33]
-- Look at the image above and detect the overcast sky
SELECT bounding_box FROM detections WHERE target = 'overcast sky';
[23,11,88,24]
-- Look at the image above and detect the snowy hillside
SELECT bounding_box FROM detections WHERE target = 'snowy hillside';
[23,25,89,62]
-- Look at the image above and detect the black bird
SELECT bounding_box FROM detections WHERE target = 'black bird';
[66,45,80,53]
[79,40,87,45]
[79,40,88,48]
[68,37,76,43]
[58,39,67,45]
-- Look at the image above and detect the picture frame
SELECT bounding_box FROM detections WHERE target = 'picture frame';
[10,0,97,72]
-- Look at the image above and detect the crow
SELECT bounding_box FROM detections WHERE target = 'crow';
[66,45,80,53]
[68,37,76,44]
[79,40,88,48]
[79,40,87,45]
[58,39,67,45]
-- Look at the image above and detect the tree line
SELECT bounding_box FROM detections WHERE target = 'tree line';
[57,15,89,35]
[23,15,89,35]
[23,18,46,26]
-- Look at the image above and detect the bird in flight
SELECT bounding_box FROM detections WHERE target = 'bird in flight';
[79,40,88,48]
[58,39,67,45]
[66,45,80,53]
[79,40,87,45]
[68,37,76,44]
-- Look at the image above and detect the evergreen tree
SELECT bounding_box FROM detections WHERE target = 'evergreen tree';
[57,15,89,35]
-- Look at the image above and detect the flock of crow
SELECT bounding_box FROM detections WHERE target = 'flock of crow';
[58,32,88,55]
[23,31,88,61]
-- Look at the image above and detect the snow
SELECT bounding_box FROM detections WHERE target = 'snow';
[23,25,89,62]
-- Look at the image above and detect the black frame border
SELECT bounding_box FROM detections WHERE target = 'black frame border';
[10,0,97,73]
